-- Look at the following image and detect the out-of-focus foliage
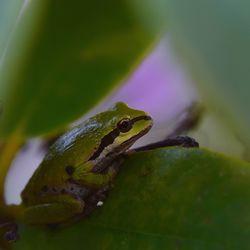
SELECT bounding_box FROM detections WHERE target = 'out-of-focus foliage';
[0,0,23,58]
[134,0,250,149]
[1,1,250,249]
[14,148,250,250]
[0,0,154,137]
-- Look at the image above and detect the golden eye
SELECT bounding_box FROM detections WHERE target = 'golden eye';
[117,118,132,133]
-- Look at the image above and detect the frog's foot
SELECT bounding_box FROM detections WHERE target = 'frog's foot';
[133,135,199,153]
[4,224,18,242]
[0,220,18,249]
[170,136,199,148]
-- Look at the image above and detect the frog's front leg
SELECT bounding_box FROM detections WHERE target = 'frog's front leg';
[22,196,84,225]
[73,157,124,188]
[73,167,117,189]
[133,135,199,153]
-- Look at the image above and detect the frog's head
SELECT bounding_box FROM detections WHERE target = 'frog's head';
[109,102,153,147]
[89,102,153,161]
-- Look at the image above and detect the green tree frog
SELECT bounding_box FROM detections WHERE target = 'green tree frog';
[3,101,198,235]
[19,102,153,225]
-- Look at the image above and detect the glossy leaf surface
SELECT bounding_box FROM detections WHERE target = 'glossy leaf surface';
[14,147,250,249]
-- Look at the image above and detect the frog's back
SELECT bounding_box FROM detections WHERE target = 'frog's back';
[21,119,103,200]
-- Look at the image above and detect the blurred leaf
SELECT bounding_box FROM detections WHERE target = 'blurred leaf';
[13,147,250,249]
[0,0,23,58]
[0,0,154,137]
[136,0,250,148]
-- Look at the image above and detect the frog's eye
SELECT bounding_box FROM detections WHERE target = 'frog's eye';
[117,118,132,133]
[65,165,75,176]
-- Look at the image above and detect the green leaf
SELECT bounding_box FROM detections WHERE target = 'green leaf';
[137,0,250,147]
[0,0,24,58]
[0,0,154,137]
[13,148,250,249]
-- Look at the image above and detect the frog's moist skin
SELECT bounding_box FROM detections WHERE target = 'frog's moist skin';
[20,102,153,225]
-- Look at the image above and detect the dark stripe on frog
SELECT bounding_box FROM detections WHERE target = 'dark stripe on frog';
[88,128,120,161]
[88,115,151,161]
